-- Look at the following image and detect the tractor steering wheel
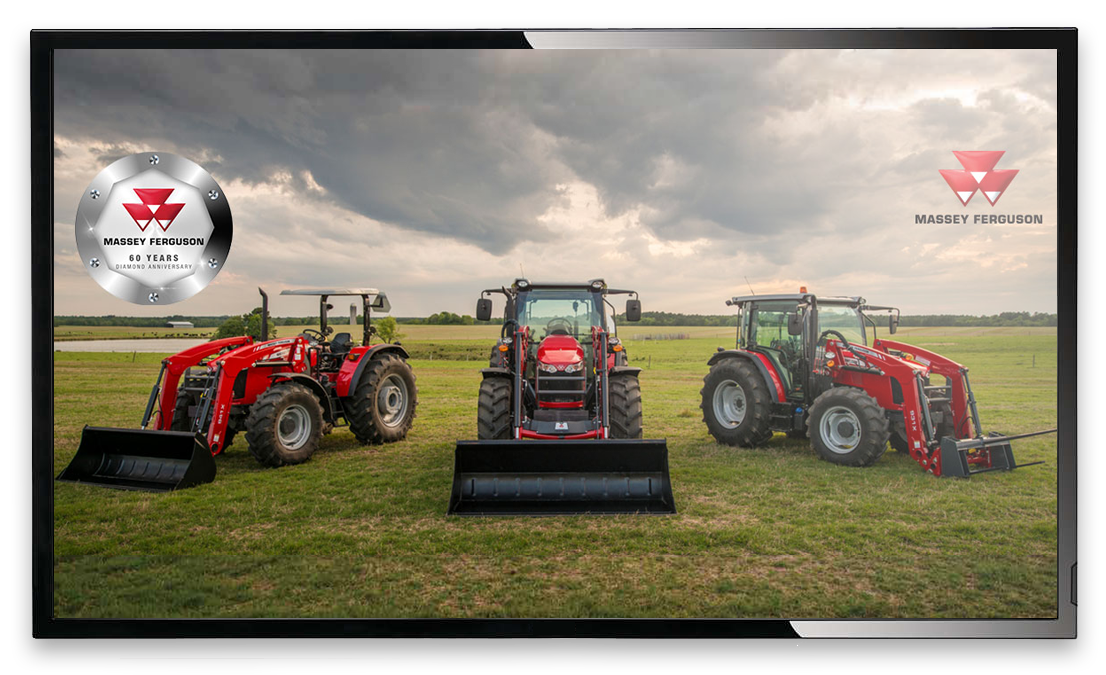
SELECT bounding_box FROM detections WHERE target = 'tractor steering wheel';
[546,318,573,336]
[771,338,797,360]
[817,329,851,349]
[301,328,327,343]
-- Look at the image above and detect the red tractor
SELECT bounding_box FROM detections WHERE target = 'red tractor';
[447,278,675,515]
[700,290,1054,477]
[57,288,417,491]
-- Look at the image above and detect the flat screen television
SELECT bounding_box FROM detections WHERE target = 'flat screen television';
[32,29,1076,638]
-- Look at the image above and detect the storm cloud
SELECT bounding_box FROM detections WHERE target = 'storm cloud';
[52,48,1058,316]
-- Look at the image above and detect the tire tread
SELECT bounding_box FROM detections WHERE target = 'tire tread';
[807,386,889,467]
[346,353,418,445]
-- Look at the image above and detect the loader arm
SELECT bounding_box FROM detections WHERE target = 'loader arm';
[874,339,973,438]
[200,336,311,454]
[152,335,255,431]
[872,338,1055,477]
[592,325,610,439]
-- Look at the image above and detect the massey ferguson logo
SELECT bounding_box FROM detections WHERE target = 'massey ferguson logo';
[75,152,233,305]
[122,188,185,232]
[939,151,1019,206]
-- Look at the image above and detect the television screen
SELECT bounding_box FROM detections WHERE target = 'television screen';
[33,29,1076,638]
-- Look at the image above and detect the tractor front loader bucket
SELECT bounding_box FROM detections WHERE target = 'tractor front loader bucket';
[939,428,1056,478]
[56,426,216,492]
[448,439,676,515]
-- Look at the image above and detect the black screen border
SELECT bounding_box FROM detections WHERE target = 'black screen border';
[31,28,1077,639]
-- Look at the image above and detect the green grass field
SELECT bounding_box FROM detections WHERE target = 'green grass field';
[52,326,1058,619]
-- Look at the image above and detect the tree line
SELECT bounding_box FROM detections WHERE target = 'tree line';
[56,310,1058,328]
[610,311,1058,327]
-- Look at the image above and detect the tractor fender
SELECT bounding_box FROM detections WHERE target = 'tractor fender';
[268,372,336,423]
[336,343,411,397]
[706,350,784,404]
[609,366,642,377]
[480,367,511,379]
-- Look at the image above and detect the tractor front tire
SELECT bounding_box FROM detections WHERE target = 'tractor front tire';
[700,358,772,447]
[347,354,418,445]
[476,377,512,440]
[807,387,889,467]
[169,390,198,432]
[170,389,237,448]
[244,382,324,467]
[931,401,956,440]
[890,424,911,453]
[609,373,644,439]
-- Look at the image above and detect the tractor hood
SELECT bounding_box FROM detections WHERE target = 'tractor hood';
[845,343,930,376]
[209,336,298,368]
[537,334,585,366]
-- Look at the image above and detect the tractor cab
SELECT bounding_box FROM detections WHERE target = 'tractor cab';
[477,279,641,385]
[511,281,612,381]
[731,292,871,403]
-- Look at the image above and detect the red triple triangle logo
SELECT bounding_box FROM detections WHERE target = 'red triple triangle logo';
[939,151,1018,207]
[123,188,185,232]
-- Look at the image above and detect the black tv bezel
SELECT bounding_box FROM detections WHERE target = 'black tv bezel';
[31,28,1077,639]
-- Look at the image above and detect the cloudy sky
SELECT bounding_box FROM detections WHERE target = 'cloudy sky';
[52,48,1058,317]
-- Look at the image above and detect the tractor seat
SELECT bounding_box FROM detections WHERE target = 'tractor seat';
[330,332,353,354]
[757,346,793,393]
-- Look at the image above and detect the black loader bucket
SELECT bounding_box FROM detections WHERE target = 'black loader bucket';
[56,426,216,492]
[448,439,676,515]
[939,429,1055,478]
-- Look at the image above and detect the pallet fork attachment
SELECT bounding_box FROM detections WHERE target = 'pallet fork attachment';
[939,429,1055,478]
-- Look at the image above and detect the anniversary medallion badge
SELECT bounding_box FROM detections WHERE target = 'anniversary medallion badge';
[75,152,233,304]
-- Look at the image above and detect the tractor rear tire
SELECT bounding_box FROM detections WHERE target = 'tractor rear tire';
[477,377,512,440]
[170,389,237,448]
[609,373,644,439]
[700,358,772,447]
[244,382,324,467]
[807,387,889,467]
[347,354,418,445]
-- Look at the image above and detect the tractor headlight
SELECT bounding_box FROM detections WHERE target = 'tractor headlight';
[563,362,584,373]
[538,363,559,373]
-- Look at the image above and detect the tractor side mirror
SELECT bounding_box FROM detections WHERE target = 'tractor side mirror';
[889,314,899,334]
[787,313,802,336]
[476,298,493,322]
[625,299,642,322]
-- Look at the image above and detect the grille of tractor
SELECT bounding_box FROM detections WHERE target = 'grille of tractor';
[532,408,591,423]
[535,371,586,407]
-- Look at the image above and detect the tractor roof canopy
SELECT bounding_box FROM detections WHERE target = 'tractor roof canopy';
[508,279,636,296]
[281,288,390,312]
[727,293,863,307]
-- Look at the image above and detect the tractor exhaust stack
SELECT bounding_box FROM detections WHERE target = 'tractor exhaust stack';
[56,426,216,492]
[448,439,676,516]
